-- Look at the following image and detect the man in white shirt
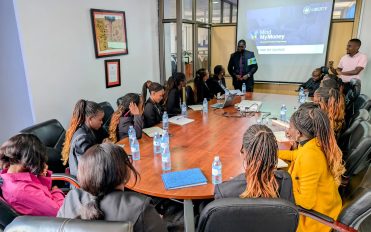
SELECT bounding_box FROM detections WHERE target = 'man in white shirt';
[329,39,368,92]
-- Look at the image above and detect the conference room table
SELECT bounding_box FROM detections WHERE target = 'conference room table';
[117,92,302,232]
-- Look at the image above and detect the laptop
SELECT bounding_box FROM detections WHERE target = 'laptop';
[211,93,237,109]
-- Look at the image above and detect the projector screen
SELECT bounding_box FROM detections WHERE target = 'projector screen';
[237,0,333,83]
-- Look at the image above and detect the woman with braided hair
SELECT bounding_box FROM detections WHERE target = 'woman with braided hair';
[58,144,166,232]
[279,103,345,232]
[314,87,345,138]
[61,99,105,177]
[108,93,143,143]
[214,124,294,202]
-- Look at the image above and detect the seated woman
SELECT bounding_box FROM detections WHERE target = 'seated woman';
[279,103,345,232]
[206,65,228,97]
[61,99,106,177]
[164,72,186,116]
[314,87,345,138]
[194,68,214,103]
[321,74,344,93]
[298,68,323,97]
[0,134,64,216]
[58,143,167,232]
[142,81,165,128]
[215,124,294,202]
[109,93,143,143]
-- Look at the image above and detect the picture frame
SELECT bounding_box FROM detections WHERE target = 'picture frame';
[90,9,128,58]
[105,59,121,88]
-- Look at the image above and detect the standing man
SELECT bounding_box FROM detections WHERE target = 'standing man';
[329,38,368,93]
[228,39,258,92]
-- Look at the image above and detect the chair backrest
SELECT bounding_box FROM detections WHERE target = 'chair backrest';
[354,94,370,112]
[346,78,361,106]
[197,198,299,232]
[0,198,18,231]
[339,164,371,229]
[344,121,371,177]
[339,109,370,150]
[5,216,133,232]
[98,101,114,133]
[20,119,66,173]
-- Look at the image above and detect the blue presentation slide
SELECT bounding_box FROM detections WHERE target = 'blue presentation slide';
[247,2,333,54]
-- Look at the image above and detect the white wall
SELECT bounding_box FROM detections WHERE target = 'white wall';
[359,0,371,95]
[14,0,160,128]
[0,0,34,143]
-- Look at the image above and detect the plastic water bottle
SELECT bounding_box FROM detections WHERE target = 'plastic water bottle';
[153,132,161,155]
[242,83,247,94]
[128,126,136,145]
[130,138,140,161]
[162,111,169,130]
[212,156,222,185]
[202,98,208,113]
[161,143,171,171]
[160,130,169,153]
[299,87,306,104]
[181,102,187,117]
[280,104,287,122]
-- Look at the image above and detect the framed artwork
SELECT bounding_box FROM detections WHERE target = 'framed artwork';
[90,9,128,58]
[105,59,121,88]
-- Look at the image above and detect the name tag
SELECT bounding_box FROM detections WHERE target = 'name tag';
[247,57,257,65]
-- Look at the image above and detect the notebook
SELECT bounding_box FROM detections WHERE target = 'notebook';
[168,116,194,126]
[161,168,207,190]
[142,126,164,137]
[211,93,237,109]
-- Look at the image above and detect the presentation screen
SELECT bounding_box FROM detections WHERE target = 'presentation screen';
[237,0,333,83]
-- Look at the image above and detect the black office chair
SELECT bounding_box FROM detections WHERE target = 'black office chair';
[5,216,133,232]
[354,94,370,113]
[299,164,371,232]
[20,119,66,174]
[197,198,299,232]
[98,101,114,134]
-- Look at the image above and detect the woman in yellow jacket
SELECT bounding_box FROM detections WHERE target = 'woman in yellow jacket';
[279,103,345,232]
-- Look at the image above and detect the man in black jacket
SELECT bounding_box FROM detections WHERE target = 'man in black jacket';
[228,39,258,92]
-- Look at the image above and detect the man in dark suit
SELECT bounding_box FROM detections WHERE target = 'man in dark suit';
[228,39,258,92]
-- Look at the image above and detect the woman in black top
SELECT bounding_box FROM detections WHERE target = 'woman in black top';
[164,72,186,116]
[214,124,294,203]
[194,68,214,103]
[206,65,227,97]
[142,81,165,128]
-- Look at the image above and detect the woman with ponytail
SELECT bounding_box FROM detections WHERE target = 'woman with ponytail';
[314,87,345,137]
[61,99,105,177]
[108,93,143,143]
[279,103,345,232]
[58,144,166,232]
[142,80,165,128]
[164,72,186,116]
[214,124,294,202]
[194,68,213,103]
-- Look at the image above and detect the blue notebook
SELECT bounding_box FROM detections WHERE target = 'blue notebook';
[161,168,207,190]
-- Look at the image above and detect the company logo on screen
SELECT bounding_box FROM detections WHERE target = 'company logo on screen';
[303,5,328,15]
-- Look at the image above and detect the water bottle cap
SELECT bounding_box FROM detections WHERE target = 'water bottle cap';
[214,156,220,161]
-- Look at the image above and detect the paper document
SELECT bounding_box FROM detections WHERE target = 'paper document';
[278,158,288,168]
[228,89,244,96]
[169,116,194,126]
[273,131,293,142]
[272,119,290,129]
[188,105,203,111]
[235,100,262,111]
[142,126,164,137]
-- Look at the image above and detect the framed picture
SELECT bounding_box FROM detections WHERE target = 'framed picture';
[90,9,128,58]
[105,59,121,88]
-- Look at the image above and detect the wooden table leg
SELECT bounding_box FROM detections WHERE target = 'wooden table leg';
[184,199,195,232]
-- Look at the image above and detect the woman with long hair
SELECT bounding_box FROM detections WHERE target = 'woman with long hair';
[142,80,165,128]
[58,144,166,231]
[279,103,345,232]
[214,124,294,202]
[163,72,186,116]
[194,68,213,103]
[0,134,64,216]
[314,87,345,137]
[206,65,228,97]
[109,93,143,143]
[61,99,105,177]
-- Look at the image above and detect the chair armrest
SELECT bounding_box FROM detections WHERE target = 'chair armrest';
[298,207,358,232]
[51,173,80,189]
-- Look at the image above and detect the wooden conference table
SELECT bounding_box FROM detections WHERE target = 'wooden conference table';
[117,92,301,232]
